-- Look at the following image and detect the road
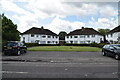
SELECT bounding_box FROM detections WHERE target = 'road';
[1,51,120,79]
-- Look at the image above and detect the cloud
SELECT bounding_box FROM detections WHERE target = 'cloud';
[1,0,26,15]
[1,0,118,33]
[88,17,118,30]
[100,5,118,17]
[47,16,85,34]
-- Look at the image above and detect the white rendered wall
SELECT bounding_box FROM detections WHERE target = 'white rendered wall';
[106,32,120,42]
[20,34,59,44]
[65,35,103,44]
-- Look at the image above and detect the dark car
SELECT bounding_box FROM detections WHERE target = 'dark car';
[102,44,120,60]
[3,41,27,56]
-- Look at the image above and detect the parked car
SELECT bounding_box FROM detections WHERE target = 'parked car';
[102,44,120,60]
[3,41,27,56]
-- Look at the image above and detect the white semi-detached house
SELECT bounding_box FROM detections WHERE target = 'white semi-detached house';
[106,25,120,43]
[20,27,59,44]
[65,27,103,44]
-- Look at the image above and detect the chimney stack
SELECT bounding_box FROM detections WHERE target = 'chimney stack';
[82,27,84,29]
[41,26,44,29]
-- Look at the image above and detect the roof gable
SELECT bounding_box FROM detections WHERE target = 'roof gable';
[108,25,120,34]
[21,27,58,36]
[67,28,102,35]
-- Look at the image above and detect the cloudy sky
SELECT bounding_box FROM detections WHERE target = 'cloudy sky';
[1,0,120,34]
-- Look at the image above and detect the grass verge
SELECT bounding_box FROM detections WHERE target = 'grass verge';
[28,46,102,52]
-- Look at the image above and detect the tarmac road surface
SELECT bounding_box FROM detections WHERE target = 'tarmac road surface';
[1,51,120,79]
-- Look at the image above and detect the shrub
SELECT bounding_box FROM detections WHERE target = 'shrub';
[25,43,39,47]
[90,43,107,48]
[25,43,60,47]
[64,43,90,46]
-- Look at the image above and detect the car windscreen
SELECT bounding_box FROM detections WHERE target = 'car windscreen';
[114,45,120,49]
[6,42,18,46]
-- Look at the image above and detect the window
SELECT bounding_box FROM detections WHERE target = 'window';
[111,34,113,37]
[56,41,58,44]
[67,36,69,38]
[70,36,72,38]
[23,37,25,41]
[87,35,90,38]
[40,41,46,44]
[47,41,51,43]
[70,41,73,44]
[35,40,39,43]
[103,45,109,49]
[31,34,34,37]
[20,42,24,47]
[56,36,58,38]
[107,35,109,37]
[109,46,114,49]
[36,35,39,37]
[74,36,78,38]
[80,35,85,38]
[92,35,95,37]
[80,41,85,43]
[87,41,90,43]
[74,41,78,43]
[52,36,54,38]
[48,35,51,38]
[42,35,46,38]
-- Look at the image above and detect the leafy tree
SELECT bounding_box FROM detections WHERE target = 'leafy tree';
[1,13,20,45]
[98,29,110,35]
[98,28,110,43]
[58,31,67,40]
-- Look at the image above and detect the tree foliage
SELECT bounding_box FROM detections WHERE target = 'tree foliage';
[98,28,110,43]
[1,14,20,44]
[98,28,110,35]
[58,31,67,40]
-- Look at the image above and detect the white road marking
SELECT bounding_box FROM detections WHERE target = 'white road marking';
[1,71,28,74]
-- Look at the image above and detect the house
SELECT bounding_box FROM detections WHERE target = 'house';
[65,27,103,44]
[106,25,120,43]
[20,27,59,44]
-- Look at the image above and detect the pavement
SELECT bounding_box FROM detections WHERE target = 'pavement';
[1,51,120,79]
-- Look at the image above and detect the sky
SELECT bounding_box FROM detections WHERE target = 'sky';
[1,0,120,34]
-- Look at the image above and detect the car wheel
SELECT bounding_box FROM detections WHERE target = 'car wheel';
[17,51,21,56]
[24,50,27,53]
[102,51,106,56]
[115,54,120,60]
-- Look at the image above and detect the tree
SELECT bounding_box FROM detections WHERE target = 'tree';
[1,13,20,45]
[98,28,110,43]
[58,31,67,40]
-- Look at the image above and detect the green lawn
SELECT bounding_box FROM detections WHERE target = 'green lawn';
[28,46,102,52]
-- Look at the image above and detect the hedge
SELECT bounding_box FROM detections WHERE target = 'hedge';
[90,43,107,48]
[25,43,60,47]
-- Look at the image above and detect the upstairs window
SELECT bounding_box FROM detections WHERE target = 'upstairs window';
[48,35,51,38]
[92,35,95,37]
[80,35,85,38]
[87,35,90,38]
[74,36,78,38]
[42,35,46,38]
[31,34,34,37]
[36,35,39,37]
[23,37,25,41]
[111,34,113,37]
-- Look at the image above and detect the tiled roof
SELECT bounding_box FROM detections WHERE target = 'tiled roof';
[20,27,58,36]
[107,25,120,34]
[67,27,102,35]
